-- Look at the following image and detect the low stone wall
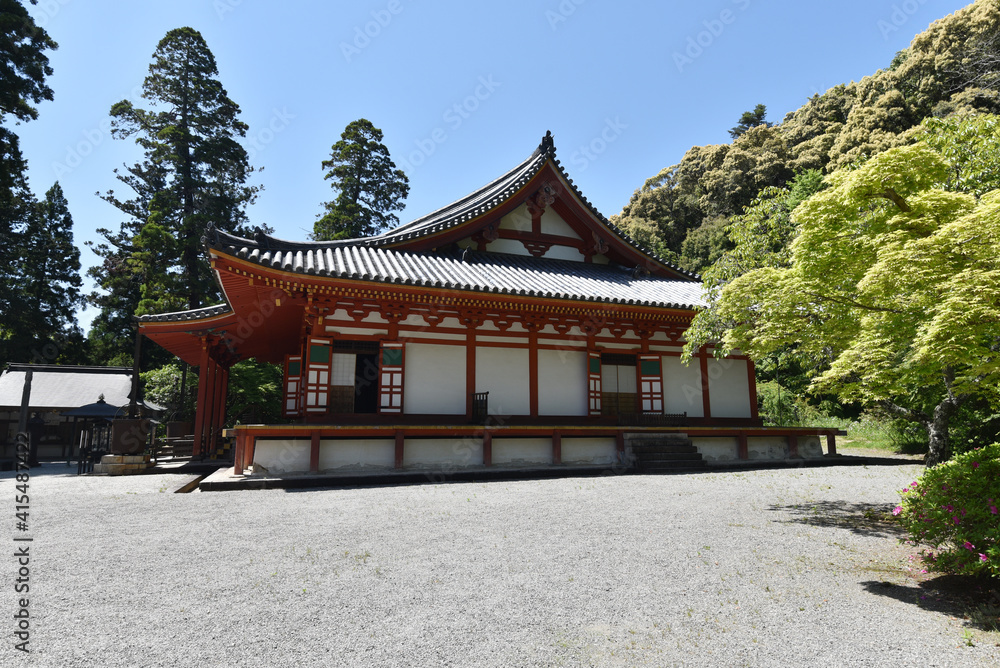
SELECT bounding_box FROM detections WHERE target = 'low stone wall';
[92,454,152,475]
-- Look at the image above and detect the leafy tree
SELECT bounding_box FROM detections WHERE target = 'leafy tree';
[89,27,260,364]
[314,119,409,240]
[617,2,1000,266]
[728,103,770,139]
[685,116,1000,465]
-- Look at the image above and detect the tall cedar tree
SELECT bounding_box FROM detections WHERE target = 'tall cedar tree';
[0,0,57,356]
[728,104,770,139]
[89,27,259,365]
[7,182,86,363]
[314,119,409,240]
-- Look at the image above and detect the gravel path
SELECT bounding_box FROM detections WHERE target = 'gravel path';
[4,463,998,667]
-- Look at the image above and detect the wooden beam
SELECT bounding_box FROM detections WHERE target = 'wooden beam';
[528,329,539,417]
[192,340,210,458]
[737,433,749,460]
[699,348,712,419]
[309,431,320,473]
[483,430,492,467]
[394,430,404,469]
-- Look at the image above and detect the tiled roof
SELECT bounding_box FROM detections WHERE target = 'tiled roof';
[0,365,134,410]
[206,132,697,280]
[209,232,705,310]
[138,303,232,323]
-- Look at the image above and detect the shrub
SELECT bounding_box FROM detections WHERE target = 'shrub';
[896,443,1000,579]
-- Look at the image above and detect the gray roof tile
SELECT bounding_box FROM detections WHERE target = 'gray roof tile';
[210,235,704,310]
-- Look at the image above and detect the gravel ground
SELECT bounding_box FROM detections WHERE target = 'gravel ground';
[3,463,998,667]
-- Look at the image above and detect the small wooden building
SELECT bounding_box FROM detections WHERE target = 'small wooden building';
[138,133,838,476]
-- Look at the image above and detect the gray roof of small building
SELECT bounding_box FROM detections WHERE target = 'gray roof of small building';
[0,365,134,411]
[208,234,706,310]
[139,303,232,324]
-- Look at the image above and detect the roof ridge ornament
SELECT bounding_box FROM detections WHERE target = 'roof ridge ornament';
[253,226,270,250]
[539,130,554,155]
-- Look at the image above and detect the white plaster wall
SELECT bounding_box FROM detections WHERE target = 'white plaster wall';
[662,356,704,417]
[692,437,739,462]
[318,439,394,471]
[325,326,388,337]
[708,358,752,418]
[493,438,553,466]
[403,438,484,469]
[500,203,532,232]
[538,349,588,416]
[476,347,530,416]
[485,239,530,256]
[748,436,790,460]
[404,343,467,415]
[544,246,587,262]
[562,437,615,465]
[540,208,581,239]
[253,438,310,474]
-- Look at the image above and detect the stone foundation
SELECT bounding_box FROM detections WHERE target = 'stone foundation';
[92,454,152,475]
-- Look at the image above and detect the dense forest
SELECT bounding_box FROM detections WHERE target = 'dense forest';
[612,0,1000,274]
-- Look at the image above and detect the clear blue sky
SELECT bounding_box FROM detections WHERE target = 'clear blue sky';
[15,0,973,331]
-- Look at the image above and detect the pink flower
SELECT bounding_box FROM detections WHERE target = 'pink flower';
[990,506,998,515]
[980,554,988,562]
[953,516,961,525]
[963,541,975,551]
[944,504,954,512]
[892,505,903,516]
[972,462,979,469]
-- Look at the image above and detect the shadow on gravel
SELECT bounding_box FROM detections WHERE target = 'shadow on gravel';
[862,576,1000,632]
[768,501,906,539]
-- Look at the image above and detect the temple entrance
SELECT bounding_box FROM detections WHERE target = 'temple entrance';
[600,353,637,416]
[329,342,380,415]
[354,353,379,414]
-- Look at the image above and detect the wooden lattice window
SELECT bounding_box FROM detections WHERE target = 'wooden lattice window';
[282,355,302,418]
[303,338,332,414]
[379,343,404,414]
[638,355,664,414]
[588,351,602,416]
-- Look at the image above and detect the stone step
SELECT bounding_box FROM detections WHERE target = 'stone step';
[635,451,705,462]
[630,444,699,454]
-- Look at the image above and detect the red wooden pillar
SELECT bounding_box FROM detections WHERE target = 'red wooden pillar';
[699,348,712,419]
[788,434,800,459]
[746,357,759,420]
[483,430,493,467]
[552,431,562,465]
[394,430,405,469]
[244,434,257,473]
[233,429,247,475]
[192,341,211,458]
[826,433,838,456]
[309,431,320,473]
[737,433,749,460]
[209,364,228,456]
[203,358,220,456]
[528,329,539,417]
[466,332,476,420]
